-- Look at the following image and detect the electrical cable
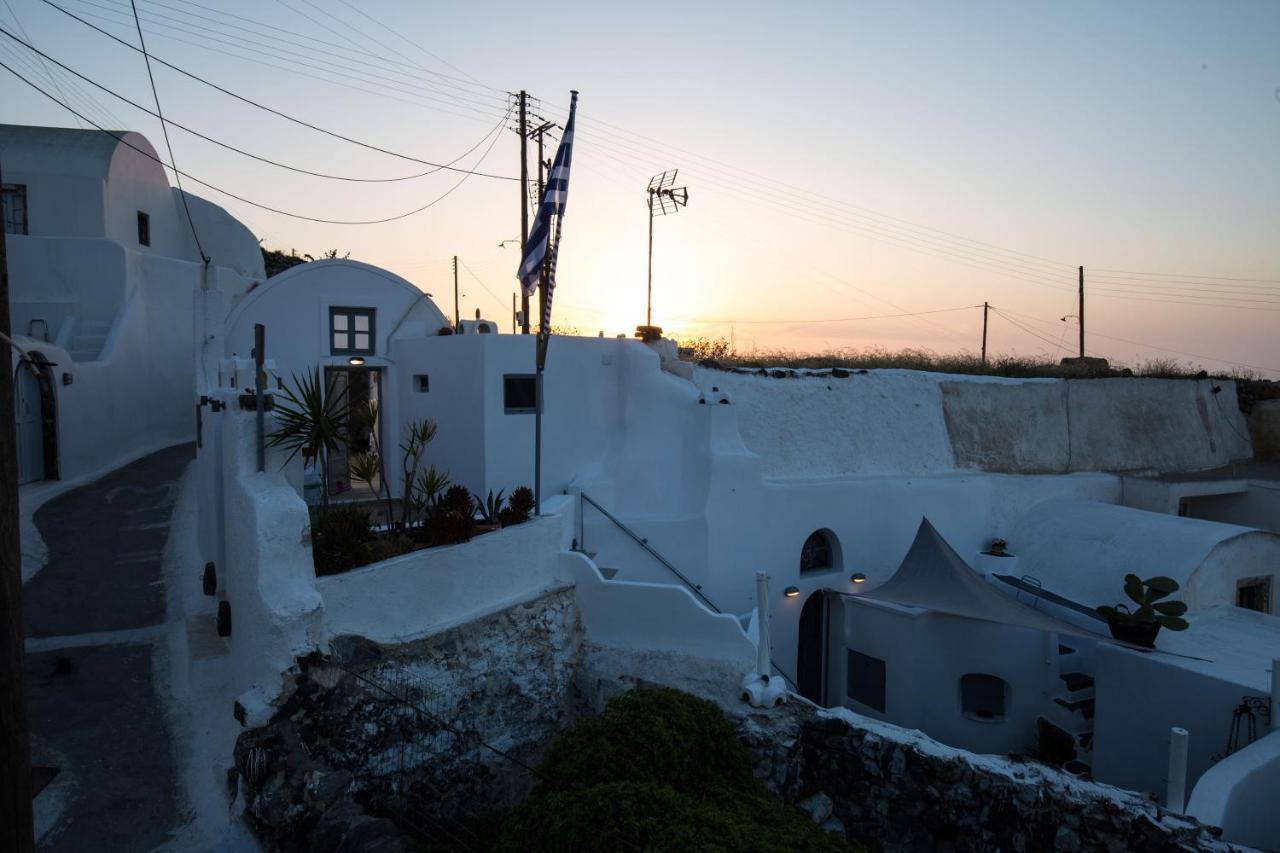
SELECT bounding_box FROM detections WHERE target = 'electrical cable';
[0,57,512,224]
[684,305,984,326]
[128,0,205,261]
[0,25,502,184]
[39,0,518,179]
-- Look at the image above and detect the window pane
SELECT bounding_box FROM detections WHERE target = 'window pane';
[354,333,370,351]
[333,314,348,331]
[504,375,537,412]
[846,649,886,712]
[333,332,348,350]
[354,315,369,332]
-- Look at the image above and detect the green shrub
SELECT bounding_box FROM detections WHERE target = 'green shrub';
[311,505,372,575]
[496,688,862,852]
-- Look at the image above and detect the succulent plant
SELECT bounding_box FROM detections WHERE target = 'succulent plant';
[1096,574,1189,631]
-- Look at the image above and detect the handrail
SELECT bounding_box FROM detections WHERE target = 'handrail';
[579,492,722,614]
[577,492,801,693]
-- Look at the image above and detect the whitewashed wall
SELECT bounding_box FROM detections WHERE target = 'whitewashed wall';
[1187,733,1280,849]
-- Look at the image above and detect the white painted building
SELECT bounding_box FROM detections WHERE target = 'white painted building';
[3,123,261,482]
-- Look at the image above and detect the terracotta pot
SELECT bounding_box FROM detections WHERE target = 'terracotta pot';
[1107,619,1159,648]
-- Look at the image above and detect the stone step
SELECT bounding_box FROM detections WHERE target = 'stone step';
[1057,643,1076,656]
[599,567,618,580]
[1059,671,1095,692]
[1054,696,1095,721]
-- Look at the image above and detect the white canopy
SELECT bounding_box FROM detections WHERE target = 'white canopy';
[859,518,1111,641]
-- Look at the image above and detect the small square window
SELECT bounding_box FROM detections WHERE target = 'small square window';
[414,374,429,393]
[1237,576,1273,614]
[2,184,28,235]
[329,307,375,355]
[504,374,537,413]
[960,673,1009,722]
[137,210,150,246]
[846,649,886,712]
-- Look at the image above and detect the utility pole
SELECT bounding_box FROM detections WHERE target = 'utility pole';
[981,301,989,366]
[1078,265,1085,358]
[452,255,460,331]
[518,91,530,335]
[1,162,37,852]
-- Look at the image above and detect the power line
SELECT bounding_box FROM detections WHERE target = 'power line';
[684,304,984,326]
[0,25,504,184]
[128,0,205,261]
[457,259,506,313]
[39,0,518,179]
[1093,268,1280,285]
[0,57,511,224]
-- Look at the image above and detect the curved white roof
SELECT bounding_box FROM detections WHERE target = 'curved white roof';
[0,124,161,181]
[1006,498,1280,613]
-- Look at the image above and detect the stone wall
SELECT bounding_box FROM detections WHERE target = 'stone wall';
[739,704,1242,853]
[232,586,583,851]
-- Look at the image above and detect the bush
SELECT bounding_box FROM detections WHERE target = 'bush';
[423,484,475,545]
[311,505,372,576]
[499,485,535,527]
[496,688,861,852]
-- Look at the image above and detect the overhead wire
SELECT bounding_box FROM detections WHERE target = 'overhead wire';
[128,0,206,261]
[38,0,519,179]
[0,57,513,224]
[0,25,506,184]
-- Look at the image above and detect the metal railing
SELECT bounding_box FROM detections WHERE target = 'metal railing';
[575,491,800,692]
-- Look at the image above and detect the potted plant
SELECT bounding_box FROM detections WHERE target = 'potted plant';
[1096,574,1189,648]
[985,537,1009,557]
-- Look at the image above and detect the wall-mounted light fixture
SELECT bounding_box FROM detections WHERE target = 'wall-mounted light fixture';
[784,586,800,598]
[850,573,867,584]
[348,356,365,366]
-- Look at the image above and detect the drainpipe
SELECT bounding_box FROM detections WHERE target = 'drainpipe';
[1166,727,1189,813]
[1271,658,1279,735]
[740,571,787,708]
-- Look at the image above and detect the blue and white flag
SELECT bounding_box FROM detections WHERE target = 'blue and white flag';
[518,91,578,299]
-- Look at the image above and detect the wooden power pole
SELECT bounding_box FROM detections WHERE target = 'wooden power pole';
[1078,265,1085,358]
[981,301,989,366]
[0,164,37,852]
[518,91,530,335]
[452,255,460,331]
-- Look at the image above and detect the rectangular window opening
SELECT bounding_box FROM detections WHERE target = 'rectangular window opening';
[504,374,537,413]
[414,374,429,393]
[137,210,150,246]
[3,184,29,235]
[846,649,886,713]
[1236,576,1273,615]
[329,307,376,355]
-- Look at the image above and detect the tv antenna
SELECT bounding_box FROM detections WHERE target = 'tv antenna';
[642,169,689,338]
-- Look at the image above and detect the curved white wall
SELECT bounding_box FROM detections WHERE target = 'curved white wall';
[1187,733,1280,850]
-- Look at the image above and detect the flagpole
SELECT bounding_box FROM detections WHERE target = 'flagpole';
[534,212,564,517]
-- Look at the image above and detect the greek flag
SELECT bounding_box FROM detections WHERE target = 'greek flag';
[518,91,578,298]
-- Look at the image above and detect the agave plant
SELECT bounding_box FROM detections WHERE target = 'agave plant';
[1096,574,1189,646]
[474,489,506,526]
[268,367,349,513]
[409,465,451,529]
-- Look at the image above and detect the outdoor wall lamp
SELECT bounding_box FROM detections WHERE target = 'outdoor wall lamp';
[851,573,867,584]
[348,356,365,366]
[784,586,800,598]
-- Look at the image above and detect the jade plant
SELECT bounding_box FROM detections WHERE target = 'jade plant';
[1096,574,1189,646]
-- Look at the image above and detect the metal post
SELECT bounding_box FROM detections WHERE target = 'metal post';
[0,162,36,852]
[452,256,459,331]
[1166,726,1189,812]
[646,199,654,327]
[254,323,265,472]
[1271,657,1279,733]
[1078,265,1085,359]
[981,301,989,366]
[534,368,543,516]
[518,91,530,335]
[755,572,771,677]
[511,292,516,334]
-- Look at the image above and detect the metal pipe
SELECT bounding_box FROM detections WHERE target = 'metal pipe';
[254,323,265,472]
[1166,726,1189,812]
[755,571,771,677]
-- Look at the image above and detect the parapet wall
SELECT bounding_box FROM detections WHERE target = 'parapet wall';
[694,368,1253,477]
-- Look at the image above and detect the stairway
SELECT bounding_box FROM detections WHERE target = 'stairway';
[1038,643,1097,777]
[70,319,112,362]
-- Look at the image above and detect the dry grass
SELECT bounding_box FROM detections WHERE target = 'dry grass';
[674,337,1260,382]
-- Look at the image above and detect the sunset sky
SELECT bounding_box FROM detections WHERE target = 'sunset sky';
[3,0,1278,374]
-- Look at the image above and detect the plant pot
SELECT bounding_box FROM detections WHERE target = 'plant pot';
[1107,620,1159,648]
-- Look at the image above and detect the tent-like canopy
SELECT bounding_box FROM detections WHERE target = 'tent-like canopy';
[857,518,1112,641]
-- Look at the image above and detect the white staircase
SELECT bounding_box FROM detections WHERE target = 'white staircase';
[69,319,111,362]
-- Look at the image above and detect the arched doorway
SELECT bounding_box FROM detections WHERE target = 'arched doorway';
[14,351,58,484]
[796,590,828,705]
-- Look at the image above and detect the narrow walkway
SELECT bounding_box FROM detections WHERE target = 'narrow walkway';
[23,444,195,851]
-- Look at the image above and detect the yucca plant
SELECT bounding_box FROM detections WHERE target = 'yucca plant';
[268,367,349,514]
[1096,574,1189,647]
[399,418,439,528]
[350,400,397,528]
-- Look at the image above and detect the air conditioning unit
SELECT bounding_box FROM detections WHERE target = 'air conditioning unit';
[458,319,497,335]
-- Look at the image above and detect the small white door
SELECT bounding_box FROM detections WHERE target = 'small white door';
[15,364,44,484]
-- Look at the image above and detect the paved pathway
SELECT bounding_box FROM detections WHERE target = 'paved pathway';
[23,444,195,851]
